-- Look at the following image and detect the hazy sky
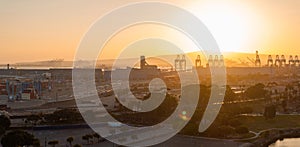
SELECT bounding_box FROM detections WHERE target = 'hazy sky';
[1,0,300,64]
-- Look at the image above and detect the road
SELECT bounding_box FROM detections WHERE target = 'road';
[29,127,246,147]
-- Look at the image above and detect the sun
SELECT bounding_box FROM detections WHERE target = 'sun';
[187,1,259,53]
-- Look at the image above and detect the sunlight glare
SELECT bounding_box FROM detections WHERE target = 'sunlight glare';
[188,1,258,53]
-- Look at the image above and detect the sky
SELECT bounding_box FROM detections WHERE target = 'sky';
[1,0,300,64]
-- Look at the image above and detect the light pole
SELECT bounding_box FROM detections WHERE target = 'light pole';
[56,92,58,102]
[45,137,47,147]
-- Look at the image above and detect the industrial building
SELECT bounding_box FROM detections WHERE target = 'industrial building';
[1,51,299,101]
[104,56,161,81]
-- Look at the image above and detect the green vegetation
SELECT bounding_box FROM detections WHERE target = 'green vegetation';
[44,108,84,124]
[228,118,242,127]
[25,114,42,125]
[0,115,11,130]
[67,136,74,147]
[0,115,11,136]
[48,140,59,147]
[239,115,300,132]
[82,135,89,144]
[93,133,104,143]
[216,125,235,137]
[264,105,276,119]
[113,93,178,126]
[180,85,256,139]
[224,85,237,102]
[235,126,249,134]
[245,83,266,99]
[1,130,40,147]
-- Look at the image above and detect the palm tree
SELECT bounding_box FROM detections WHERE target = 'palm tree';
[82,135,89,144]
[67,136,74,147]
[48,140,59,147]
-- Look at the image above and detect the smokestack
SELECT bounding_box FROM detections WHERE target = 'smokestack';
[140,56,146,69]
[7,64,9,70]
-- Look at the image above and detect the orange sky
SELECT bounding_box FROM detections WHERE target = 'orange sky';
[1,0,300,64]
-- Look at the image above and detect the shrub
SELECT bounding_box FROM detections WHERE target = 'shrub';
[1,130,39,147]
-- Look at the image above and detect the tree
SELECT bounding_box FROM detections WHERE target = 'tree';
[67,136,74,147]
[48,140,59,147]
[0,127,5,137]
[0,115,11,130]
[208,125,235,138]
[93,133,101,143]
[245,83,266,99]
[32,139,40,147]
[1,130,39,147]
[26,114,41,125]
[264,105,276,119]
[82,135,89,144]
[224,85,237,102]
[86,134,93,144]
[282,100,287,112]
[45,108,83,124]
